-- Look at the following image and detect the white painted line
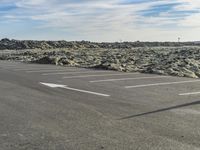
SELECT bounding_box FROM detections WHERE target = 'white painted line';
[63,72,139,79]
[90,76,168,83]
[43,70,113,76]
[125,80,200,89]
[14,67,81,71]
[14,68,64,71]
[62,86,110,97]
[40,82,67,88]
[1,65,18,68]
[40,82,110,97]
[179,91,200,96]
[2,64,17,67]
[14,68,53,71]
[26,69,81,73]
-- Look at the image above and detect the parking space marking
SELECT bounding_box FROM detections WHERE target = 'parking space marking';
[14,68,62,71]
[14,67,81,71]
[1,65,17,66]
[1,65,18,68]
[26,69,83,73]
[42,70,113,76]
[125,79,200,88]
[40,82,110,97]
[63,72,139,79]
[63,86,110,97]
[89,76,168,83]
[179,91,200,96]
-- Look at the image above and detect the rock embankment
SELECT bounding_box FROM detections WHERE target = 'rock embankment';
[1,38,200,50]
[1,47,200,78]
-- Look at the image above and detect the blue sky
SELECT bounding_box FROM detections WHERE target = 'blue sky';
[0,0,200,41]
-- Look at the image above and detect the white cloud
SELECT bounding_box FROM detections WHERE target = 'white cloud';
[178,13,200,28]
[1,0,200,41]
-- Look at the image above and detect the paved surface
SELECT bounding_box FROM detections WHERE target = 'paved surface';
[0,60,200,150]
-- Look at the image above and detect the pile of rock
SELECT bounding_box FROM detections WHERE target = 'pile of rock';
[1,38,200,50]
[1,46,200,78]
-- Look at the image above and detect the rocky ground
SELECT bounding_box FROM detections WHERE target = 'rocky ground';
[1,46,200,78]
[1,38,200,50]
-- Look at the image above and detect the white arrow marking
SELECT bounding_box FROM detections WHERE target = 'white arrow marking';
[40,82,110,97]
[61,87,110,97]
[40,82,67,88]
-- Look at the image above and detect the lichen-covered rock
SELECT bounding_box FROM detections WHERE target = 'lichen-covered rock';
[33,56,57,64]
[2,46,200,78]
[1,38,200,50]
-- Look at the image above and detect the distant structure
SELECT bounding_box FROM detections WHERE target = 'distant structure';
[178,37,180,42]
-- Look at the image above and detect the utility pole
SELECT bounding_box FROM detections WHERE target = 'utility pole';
[178,37,180,43]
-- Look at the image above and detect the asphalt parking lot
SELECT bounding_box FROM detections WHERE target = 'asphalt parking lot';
[0,60,200,150]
